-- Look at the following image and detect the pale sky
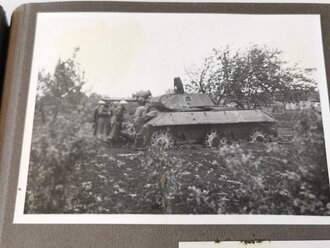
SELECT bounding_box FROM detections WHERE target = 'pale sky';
[32,13,326,98]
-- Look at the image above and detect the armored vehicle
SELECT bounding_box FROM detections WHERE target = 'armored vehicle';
[144,78,277,148]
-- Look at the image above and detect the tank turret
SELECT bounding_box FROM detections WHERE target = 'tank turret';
[150,93,215,111]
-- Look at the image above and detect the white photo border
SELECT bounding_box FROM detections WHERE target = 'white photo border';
[13,12,330,224]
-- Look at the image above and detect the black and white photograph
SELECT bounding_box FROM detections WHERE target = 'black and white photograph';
[14,12,330,224]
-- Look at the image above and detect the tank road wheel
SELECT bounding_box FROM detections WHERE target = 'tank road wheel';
[219,136,228,146]
[205,130,227,147]
[250,129,267,143]
[150,129,175,149]
[205,129,218,147]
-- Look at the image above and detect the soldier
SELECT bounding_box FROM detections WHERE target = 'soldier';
[108,100,128,143]
[103,104,111,135]
[139,102,158,147]
[110,101,119,124]
[133,97,148,147]
[106,101,118,135]
[93,100,110,137]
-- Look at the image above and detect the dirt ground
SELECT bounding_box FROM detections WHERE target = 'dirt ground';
[60,142,300,214]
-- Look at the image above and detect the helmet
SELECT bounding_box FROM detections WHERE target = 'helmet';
[119,100,128,105]
[138,96,146,104]
[98,100,106,105]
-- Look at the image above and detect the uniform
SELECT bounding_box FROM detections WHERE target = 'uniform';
[108,104,125,142]
[133,105,147,146]
[94,103,110,137]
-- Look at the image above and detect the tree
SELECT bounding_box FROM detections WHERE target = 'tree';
[36,47,87,123]
[185,45,316,109]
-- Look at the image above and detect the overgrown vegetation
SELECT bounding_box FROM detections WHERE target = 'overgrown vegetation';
[24,47,330,215]
[25,107,330,214]
[189,108,330,215]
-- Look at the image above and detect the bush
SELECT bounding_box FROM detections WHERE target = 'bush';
[24,109,99,213]
[189,108,330,215]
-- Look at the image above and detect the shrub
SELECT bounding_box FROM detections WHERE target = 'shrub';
[189,108,330,215]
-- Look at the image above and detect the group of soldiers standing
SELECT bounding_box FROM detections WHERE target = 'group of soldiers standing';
[93,95,152,148]
[93,100,127,140]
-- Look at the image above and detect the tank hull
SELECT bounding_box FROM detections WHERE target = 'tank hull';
[145,110,277,146]
[146,109,275,126]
